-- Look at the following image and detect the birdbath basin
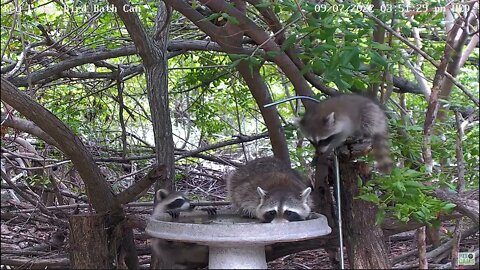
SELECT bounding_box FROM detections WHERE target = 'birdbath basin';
[146,209,331,269]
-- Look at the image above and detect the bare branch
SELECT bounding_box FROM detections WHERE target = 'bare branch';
[364,11,479,106]
[175,133,268,161]
[432,189,479,225]
[116,165,166,206]
[1,170,53,217]
[1,113,60,148]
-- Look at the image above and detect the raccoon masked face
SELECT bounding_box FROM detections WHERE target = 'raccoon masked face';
[255,187,312,223]
[153,189,191,216]
[300,111,342,154]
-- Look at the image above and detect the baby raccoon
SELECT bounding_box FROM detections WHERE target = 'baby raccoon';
[227,157,313,223]
[151,189,209,269]
[299,94,392,173]
[152,189,193,218]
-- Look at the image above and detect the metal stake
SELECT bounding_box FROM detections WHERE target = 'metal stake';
[263,95,320,108]
[333,151,345,269]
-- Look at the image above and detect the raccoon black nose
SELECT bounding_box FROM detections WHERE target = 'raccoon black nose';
[262,210,277,223]
[284,210,302,222]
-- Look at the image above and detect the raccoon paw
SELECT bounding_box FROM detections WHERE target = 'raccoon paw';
[200,207,217,217]
[166,210,181,219]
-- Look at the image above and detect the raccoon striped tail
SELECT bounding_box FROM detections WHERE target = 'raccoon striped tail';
[372,134,392,174]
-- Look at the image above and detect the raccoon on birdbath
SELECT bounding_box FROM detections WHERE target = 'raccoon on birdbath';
[146,209,331,269]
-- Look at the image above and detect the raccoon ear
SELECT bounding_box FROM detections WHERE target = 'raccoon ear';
[156,189,169,201]
[293,117,302,127]
[300,187,312,199]
[324,112,335,125]
[257,187,267,198]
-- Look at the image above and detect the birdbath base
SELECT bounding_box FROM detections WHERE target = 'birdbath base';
[209,245,266,269]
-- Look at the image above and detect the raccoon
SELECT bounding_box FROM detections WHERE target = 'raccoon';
[227,157,313,223]
[152,189,193,218]
[298,94,392,173]
[151,189,209,269]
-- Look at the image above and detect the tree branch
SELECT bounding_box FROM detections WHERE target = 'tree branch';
[116,165,166,205]
[1,77,118,213]
[175,133,268,161]
[364,11,479,106]
[432,189,479,225]
[1,113,60,148]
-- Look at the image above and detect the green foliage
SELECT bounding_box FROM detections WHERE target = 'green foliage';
[175,172,187,183]
[25,175,51,187]
[358,168,456,226]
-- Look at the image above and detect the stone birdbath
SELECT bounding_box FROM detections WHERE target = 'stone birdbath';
[146,209,331,269]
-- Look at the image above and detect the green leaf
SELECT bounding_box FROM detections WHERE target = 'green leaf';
[370,51,388,66]
[375,209,385,225]
[222,13,239,25]
[393,181,406,196]
[200,12,222,23]
[357,193,380,204]
[281,35,297,51]
[371,42,393,51]
[340,48,357,66]
[442,203,456,211]
[254,1,271,8]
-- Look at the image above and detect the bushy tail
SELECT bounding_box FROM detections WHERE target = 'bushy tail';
[372,134,392,174]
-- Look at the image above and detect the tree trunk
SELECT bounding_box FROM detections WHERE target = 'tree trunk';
[340,161,391,268]
[69,214,116,269]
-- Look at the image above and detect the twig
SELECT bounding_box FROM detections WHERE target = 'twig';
[416,226,428,269]
[451,110,467,268]
[426,225,479,260]
[7,200,231,213]
[364,12,479,106]
[175,133,268,160]
[1,170,51,216]
[0,183,86,202]
[393,263,445,269]
[0,256,70,268]
[116,165,165,205]
[391,244,433,265]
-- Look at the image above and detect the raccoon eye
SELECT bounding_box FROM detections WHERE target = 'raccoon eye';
[168,198,186,209]
[317,134,335,146]
[284,210,302,222]
[263,210,277,223]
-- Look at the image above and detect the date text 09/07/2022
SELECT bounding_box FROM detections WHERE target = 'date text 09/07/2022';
[314,3,471,14]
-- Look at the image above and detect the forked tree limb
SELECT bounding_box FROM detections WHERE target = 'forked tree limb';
[432,189,479,226]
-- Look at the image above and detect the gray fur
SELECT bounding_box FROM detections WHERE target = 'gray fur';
[227,157,313,223]
[151,189,208,269]
[299,94,392,172]
[152,189,191,217]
